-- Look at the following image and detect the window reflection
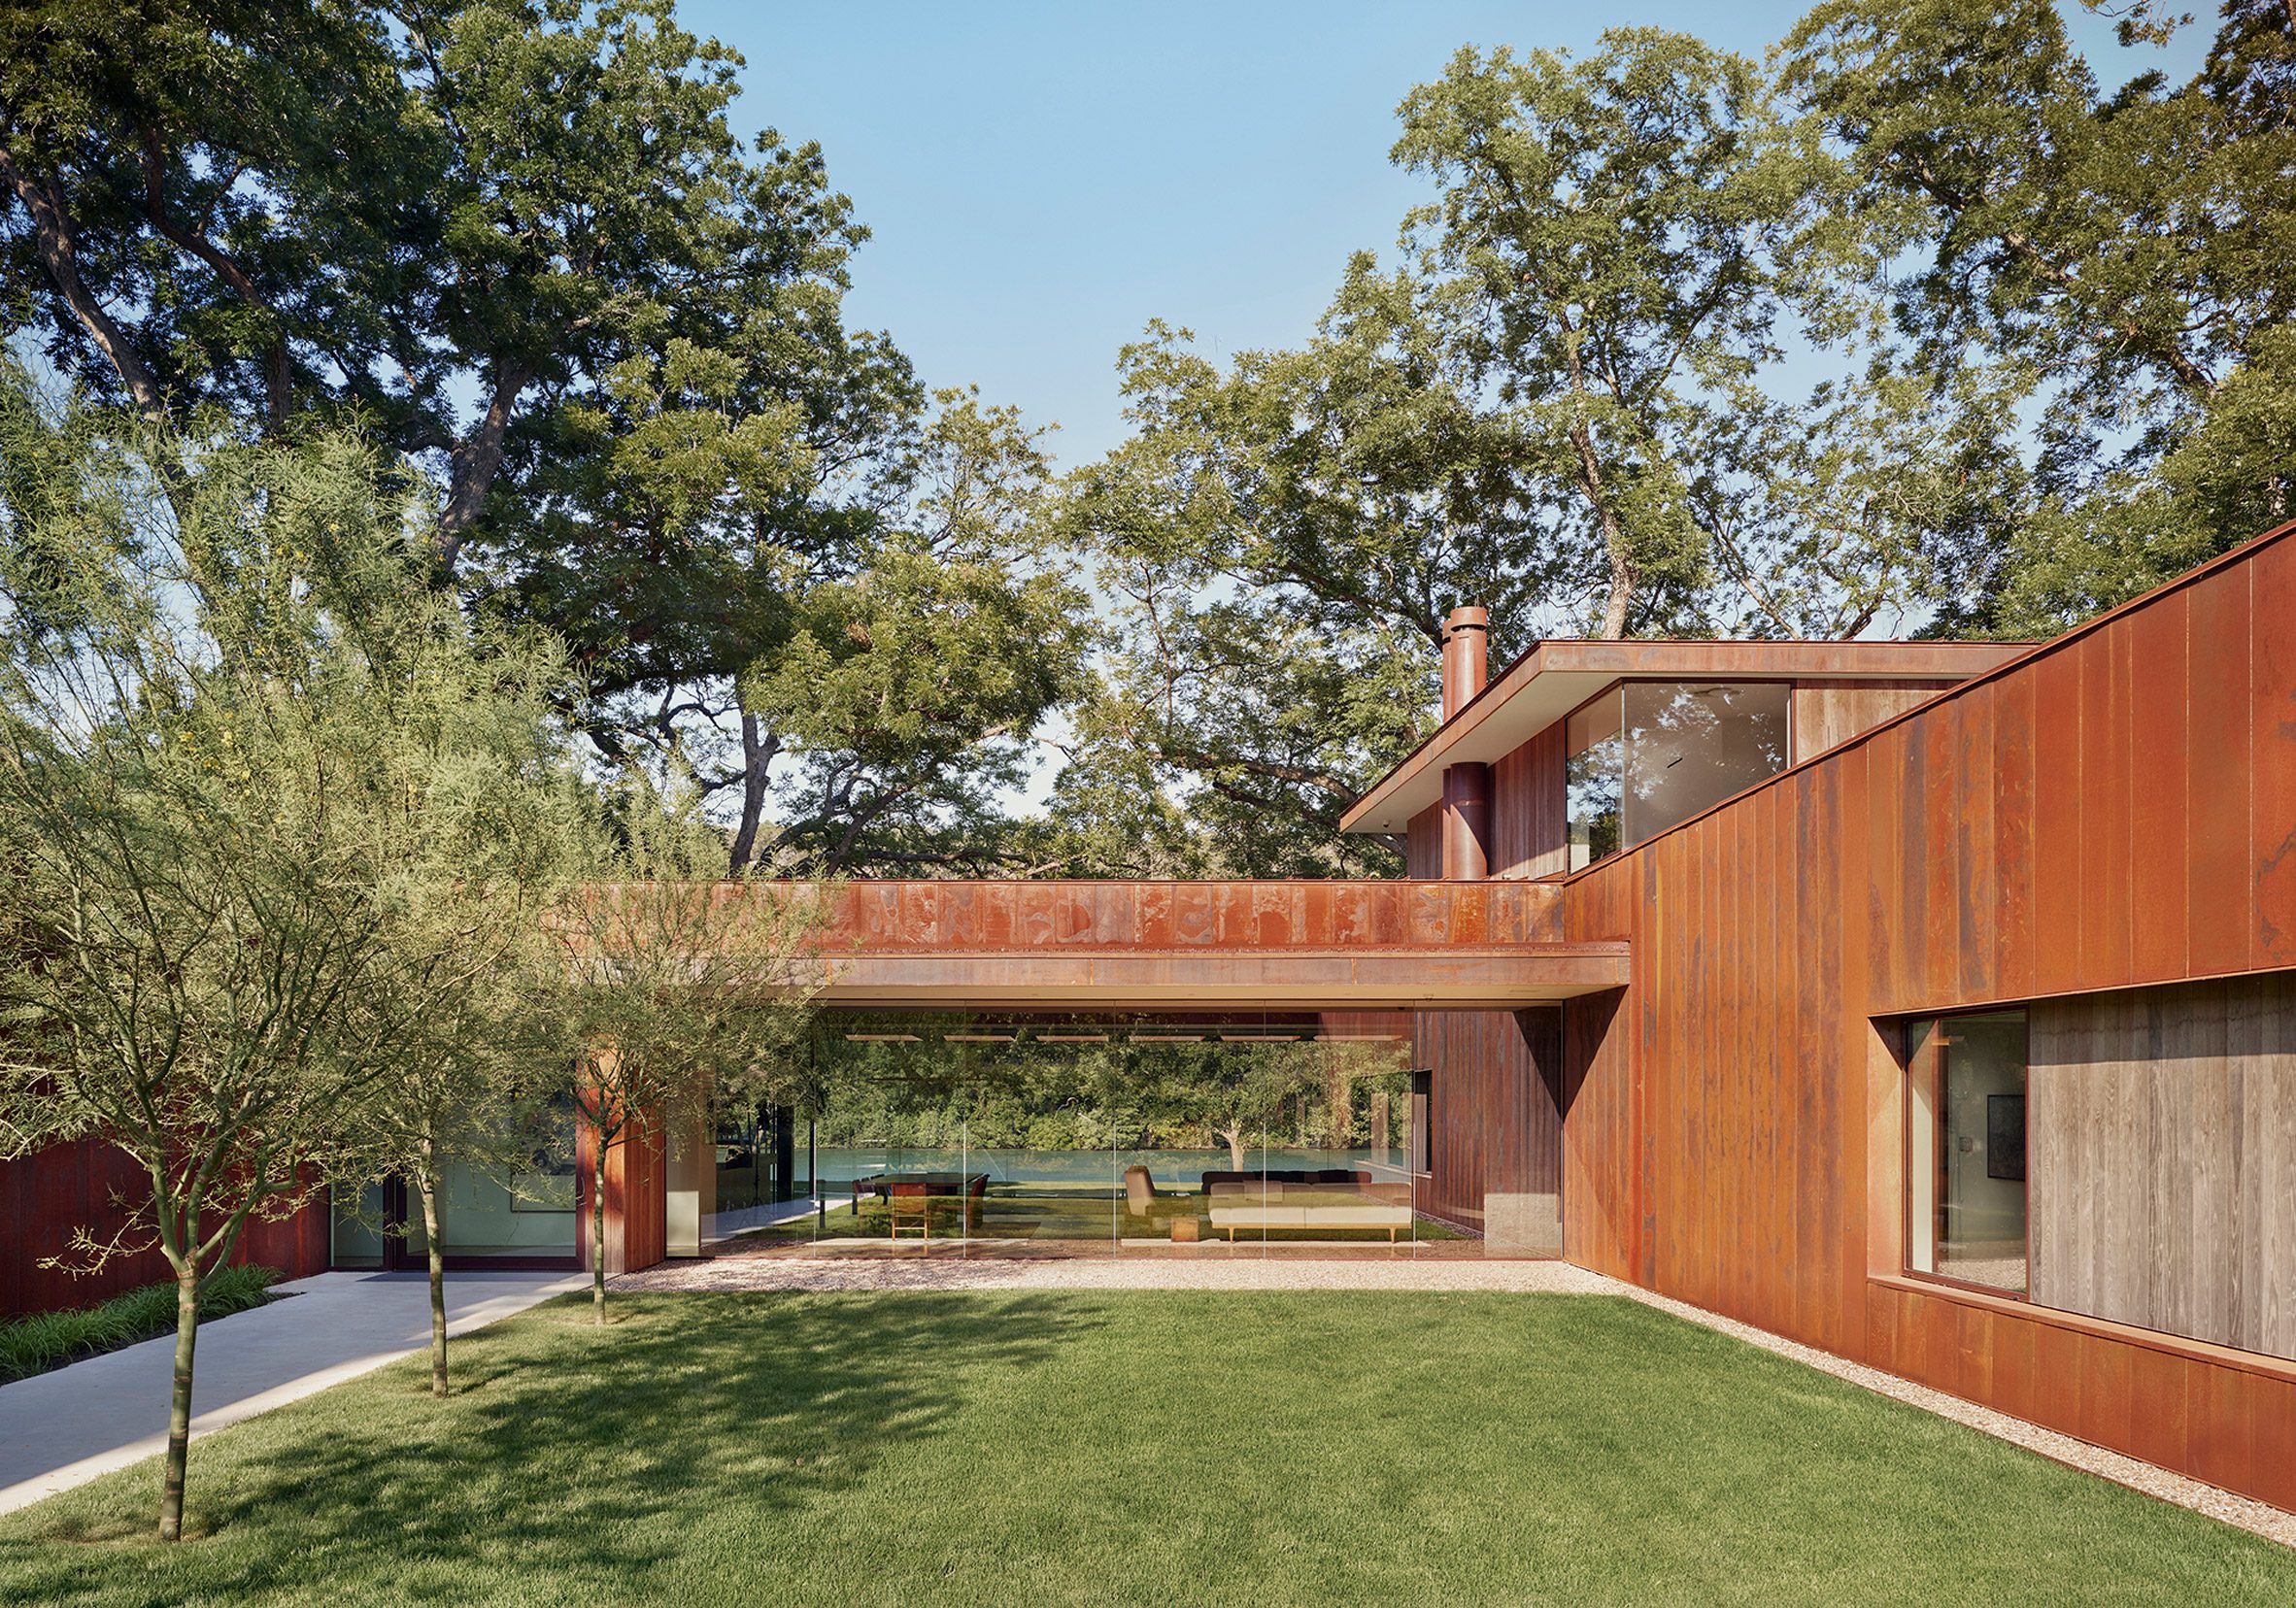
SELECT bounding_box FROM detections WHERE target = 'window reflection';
[1622,683,1789,844]
[1564,681,1791,867]
[1566,687,1623,870]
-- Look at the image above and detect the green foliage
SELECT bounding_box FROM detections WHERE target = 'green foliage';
[1057,29,2000,869]
[808,1033,1407,1160]
[1779,0,2296,634]
[736,396,1093,874]
[0,374,600,1532]
[1,0,1072,875]
[0,1265,279,1385]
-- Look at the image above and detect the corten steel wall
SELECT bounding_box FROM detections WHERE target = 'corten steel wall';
[818,878,1567,951]
[1406,807,1441,879]
[1414,1008,1563,1238]
[1,1140,330,1317]
[579,1115,666,1278]
[1555,520,2296,1510]
[1490,724,1568,880]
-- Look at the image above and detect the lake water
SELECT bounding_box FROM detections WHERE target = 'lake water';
[793,1146,1408,1192]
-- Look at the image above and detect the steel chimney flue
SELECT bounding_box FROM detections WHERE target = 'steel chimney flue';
[1441,606,1489,721]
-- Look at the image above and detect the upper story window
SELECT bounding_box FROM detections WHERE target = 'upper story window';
[1566,688,1624,869]
[1565,682,1792,868]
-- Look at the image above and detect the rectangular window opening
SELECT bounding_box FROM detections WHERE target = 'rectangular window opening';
[1904,1009,2028,1296]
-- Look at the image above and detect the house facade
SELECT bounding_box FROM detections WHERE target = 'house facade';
[3,519,2290,1512]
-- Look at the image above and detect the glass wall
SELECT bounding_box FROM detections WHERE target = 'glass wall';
[1906,1010,2028,1294]
[330,1104,579,1268]
[1565,687,1623,870]
[1566,682,1791,867]
[721,1023,1447,1256]
[330,1180,388,1268]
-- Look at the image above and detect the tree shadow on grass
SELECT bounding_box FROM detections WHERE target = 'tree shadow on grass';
[2,1290,1101,1602]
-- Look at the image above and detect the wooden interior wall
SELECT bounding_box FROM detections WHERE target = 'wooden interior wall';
[1554,521,2296,1511]
[1416,1007,1563,1238]
[1490,723,1568,880]
[1792,680,1960,763]
[2029,973,2296,1361]
[1,1140,329,1317]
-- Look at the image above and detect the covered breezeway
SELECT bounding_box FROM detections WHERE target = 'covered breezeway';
[671,881,1629,1267]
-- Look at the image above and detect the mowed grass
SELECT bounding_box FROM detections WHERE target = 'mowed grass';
[3,1292,2290,1606]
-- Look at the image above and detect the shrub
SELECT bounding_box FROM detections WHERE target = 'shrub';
[0,1265,282,1383]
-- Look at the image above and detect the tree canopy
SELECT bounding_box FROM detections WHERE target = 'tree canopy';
[7,0,2289,875]
[1052,6,2296,870]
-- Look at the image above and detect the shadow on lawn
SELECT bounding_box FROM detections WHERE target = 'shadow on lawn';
[14,1290,1100,1596]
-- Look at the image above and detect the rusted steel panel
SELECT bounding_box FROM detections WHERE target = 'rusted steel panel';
[2127,589,2191,983]
[1172,883,1216,946]
[0,1141,330,1317]
[2127,1345,2192,1472]
[2186,562,2254,977]
[1991,669,2039,1001]
[2031,646,2086,997]
[1921,711,1960,1007]
[1990,1306,2037,1424]
[2077,630,2136,986]
[2254,538,2296,968]
[2078,1330,2137,1452]
[2254,1375,2296,1511]
[1405,802,1442,878]
[1832,744,1874,1355]
[1954,684,1998,1002]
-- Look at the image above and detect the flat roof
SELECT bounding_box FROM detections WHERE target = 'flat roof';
[1338,639,2030,837]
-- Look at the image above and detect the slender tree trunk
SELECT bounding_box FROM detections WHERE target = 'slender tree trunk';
[419,1154,449,1397]
[436,360,535,573]
[158,1264,200,1542]
[1220,1125,1245,1171]
[726,714,778,875]
[591,1136,609,1325]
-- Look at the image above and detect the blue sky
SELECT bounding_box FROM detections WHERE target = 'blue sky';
[686,2,2191,474]
[686,3,1830,470]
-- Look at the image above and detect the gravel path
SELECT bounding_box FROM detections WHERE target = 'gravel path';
[616,1251,2296,1549]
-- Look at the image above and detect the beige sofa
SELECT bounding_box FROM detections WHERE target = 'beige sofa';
[1205,1178,1416,1242]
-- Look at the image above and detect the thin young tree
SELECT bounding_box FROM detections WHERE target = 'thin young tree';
[554,778,825,1323]
[333,603,592,1397]
[0,386,576,1539]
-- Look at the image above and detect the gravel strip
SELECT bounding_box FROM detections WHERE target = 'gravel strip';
[1609,1283,2296,1551]
[614,1251,2294,1548]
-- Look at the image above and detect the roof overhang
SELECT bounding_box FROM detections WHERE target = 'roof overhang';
[816,944,1630,1012]
[1339,639,2030,837]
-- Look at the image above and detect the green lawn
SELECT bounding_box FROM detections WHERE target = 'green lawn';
[3,1292,2290,1606]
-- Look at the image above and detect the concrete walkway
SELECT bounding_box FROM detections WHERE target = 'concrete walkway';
[0,1269,583,1515]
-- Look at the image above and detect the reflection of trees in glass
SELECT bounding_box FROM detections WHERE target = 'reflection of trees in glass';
[1622,684,1788,846]
[808,1031,1411,1161]
[1567,737,1623,865]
